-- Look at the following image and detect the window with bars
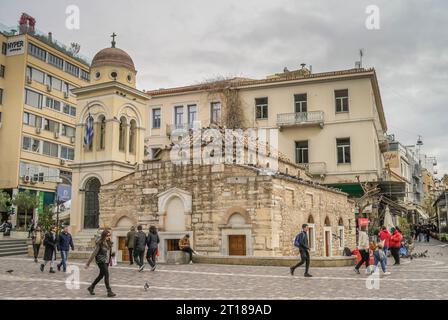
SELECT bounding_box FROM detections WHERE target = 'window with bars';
[335,89,349,112]
[255,97,268,119]
[336,138,351,164]
[1,42,6,55]
[295,140,309,164]
[0,65,5,78]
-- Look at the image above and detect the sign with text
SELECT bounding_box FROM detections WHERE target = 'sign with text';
[6,36,25,56]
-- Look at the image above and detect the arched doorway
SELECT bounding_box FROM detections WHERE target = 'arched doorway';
[84,177,101,229]
[165,196,185,232]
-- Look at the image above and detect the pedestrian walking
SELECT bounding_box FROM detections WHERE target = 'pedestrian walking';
[56,225,74,272]
[146,226,160,271]
[27,219,35,239]
[125,226,136,265]
[179,234,195,264]
[389,227,402,265]
[425,226,431,242]
[40,226,57,273]
[31,226,44,263]
[379,226,391,267]
[133,225,147,271]
[354,225,370,274]
[290,224,312,277]
[371,239,390,275]
[85,229,116,297]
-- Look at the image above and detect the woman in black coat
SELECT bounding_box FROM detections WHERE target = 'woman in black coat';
[40,226,57,273]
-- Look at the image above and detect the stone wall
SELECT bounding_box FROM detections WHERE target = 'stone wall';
[99,161,355,257]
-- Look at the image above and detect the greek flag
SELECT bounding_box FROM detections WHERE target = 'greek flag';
[83,115,94,146]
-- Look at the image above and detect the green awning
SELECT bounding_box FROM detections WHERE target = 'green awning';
[325,183,364,197]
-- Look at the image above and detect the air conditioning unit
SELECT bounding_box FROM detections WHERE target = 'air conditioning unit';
[26,76,32,84]
[46,85,52,92]
[22,175,31,183]
[30,175,38,184]
[70,136,76,144]
[60,159,66,165]
[35,127,41,134]
[64,92,69,99]
[54,131,60,139]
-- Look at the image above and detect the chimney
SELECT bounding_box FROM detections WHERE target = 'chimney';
[48,32,53,42]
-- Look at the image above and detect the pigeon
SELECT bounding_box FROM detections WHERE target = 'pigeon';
[143,282,150,291]
[6,270,13,274]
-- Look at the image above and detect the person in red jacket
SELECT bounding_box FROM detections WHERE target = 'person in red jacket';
[389,227,403,265]
[379,226,391,267]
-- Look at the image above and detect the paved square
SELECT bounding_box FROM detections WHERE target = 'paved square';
[1,239,448,300]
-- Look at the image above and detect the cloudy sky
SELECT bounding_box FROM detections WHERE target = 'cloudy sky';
[1,0,447,175]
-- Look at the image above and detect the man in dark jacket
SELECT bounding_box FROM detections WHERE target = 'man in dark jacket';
[290,224,312,277]
[40,226,58,274]
[125,226,136,265]
[56,225,75,272]
[133,225,147,272]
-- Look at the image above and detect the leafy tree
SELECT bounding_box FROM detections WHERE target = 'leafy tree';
[0,191,11,222]
[37,206,55,232]
[12,190,39,231]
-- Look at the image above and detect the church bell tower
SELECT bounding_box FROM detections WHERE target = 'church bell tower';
[70,34,149,234]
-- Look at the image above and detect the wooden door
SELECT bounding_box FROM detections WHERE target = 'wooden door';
[228,235,246,256]
[118,237,129,262]
[325,231,330,257]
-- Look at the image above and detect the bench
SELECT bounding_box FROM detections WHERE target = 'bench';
[165,250,190,264]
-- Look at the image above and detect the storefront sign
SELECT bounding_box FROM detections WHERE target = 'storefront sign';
[6,36,25,56]
[358,218,369,227]
[57,184,72,202]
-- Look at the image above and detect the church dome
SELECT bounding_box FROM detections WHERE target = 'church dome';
[91,47,136,72]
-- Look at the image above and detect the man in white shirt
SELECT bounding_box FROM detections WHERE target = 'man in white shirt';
[354,225,370,274]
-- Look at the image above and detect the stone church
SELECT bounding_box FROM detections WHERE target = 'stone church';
[69,39,356,262]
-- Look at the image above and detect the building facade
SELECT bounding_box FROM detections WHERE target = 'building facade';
[0,18,90,228]
[145,66,388,197]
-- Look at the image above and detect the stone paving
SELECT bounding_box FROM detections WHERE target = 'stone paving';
[0,239,448,300]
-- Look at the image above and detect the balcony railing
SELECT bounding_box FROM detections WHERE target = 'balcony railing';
[303,162,327,176]
[277,111,324,129]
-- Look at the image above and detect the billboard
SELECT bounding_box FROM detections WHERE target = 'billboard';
[6,35,25,56]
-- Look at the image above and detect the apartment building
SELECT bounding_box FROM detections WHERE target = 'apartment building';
[145,66,388,197]
[0,17,90,228]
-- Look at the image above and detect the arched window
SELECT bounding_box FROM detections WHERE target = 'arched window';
[338,218,344,226]
[307,215,314,224]
[119,116,127,151]
[324,216,331,226]
[129,119,136,154]
[337,217,345,249]
[97,115,106,150]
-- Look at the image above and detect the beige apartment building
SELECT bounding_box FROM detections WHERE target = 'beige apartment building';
[145,66,388,197]
[0,19,90,227]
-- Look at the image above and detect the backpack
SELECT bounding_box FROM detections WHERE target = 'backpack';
[294,232,303,248]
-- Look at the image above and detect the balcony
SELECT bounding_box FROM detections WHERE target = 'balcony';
[277,111,324,130]
[303,162,327,176]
